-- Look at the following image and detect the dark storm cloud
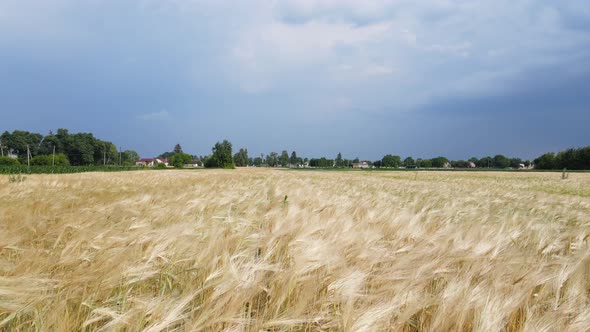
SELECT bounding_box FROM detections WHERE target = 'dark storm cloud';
[0,0,589,159]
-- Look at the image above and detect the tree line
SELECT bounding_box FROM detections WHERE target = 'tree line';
[534,147,590,170]
[2,129,589,170]
[0,129,138,166]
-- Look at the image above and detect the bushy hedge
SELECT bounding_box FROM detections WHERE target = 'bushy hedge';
[30,154,70,166]
[0,156,20,166]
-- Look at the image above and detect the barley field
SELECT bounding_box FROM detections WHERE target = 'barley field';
[1,169,590,331]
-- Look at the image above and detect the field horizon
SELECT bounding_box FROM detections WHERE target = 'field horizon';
[1,169,589,331]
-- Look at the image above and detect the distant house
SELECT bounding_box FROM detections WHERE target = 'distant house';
[136,158,169,167]
[468,161,476,168]
[443,162,452,169]
[183,160,203,168]
[352,161,370,169]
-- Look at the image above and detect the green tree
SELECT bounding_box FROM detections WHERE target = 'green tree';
[266,152,279,167]
[419,159,432,168]
[174,144,183,154]
[290,151,298,166]
[382,155,401,168]
[309,158,334,167]
[478,156,493,168]
[1,130,43,161]
[56,128,69,144]
[170,152,192,168]
[509,158,523,168]
[38,131,63,156]
[93,140,118,165]
[452,160,469,168]
[335,152,345,167]
[121,150,140,165]
[66,133,96,165]
[403,157,415,167]
[233,148,249,167]
[493,155,510,168]
[253,157,263,166]
[534,152,556,170]
[430,157,449,168]
[206,140,234,169]
[279,150,289,167]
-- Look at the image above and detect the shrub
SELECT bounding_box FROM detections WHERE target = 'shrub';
[169,153,192,168]
[0,156,20,166]
[30,154,70,166]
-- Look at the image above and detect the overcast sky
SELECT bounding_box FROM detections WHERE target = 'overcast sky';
[1,0,589,160]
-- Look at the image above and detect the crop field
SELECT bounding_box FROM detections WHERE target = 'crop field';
[1,169,590,331]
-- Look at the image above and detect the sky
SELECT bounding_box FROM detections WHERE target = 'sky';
[1,0,589,161]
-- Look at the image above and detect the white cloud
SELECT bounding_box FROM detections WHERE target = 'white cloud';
[220,0,590,111]
[228,19,394,92]
[2,0,589,114]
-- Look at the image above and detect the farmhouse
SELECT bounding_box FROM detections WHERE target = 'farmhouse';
[183,160,203,168]
[136,158,169,167]
[352,161,370,169]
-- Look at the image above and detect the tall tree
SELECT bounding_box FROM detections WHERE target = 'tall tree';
[38,131,63,156]
[66,133,96,165]
[267,152,278,167]
[290,151,298,166]
[206,140,234,169]
[279,150,289,167]
[493,155,510,168]
[93,140,118,165]
[534,152,556,170]
[121,150,140,165]
[233,148,249,167]
[431,156,449,168]
[1,130,43,160]
[335,152,344,167]
[174,144,183,154]
[478,156,493,168]
[382,155,401,168]
[403,157,415,166]
[253,157,263,166]
[170,152,192,168]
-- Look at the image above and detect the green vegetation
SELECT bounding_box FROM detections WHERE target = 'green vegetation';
[233,148,249,167]
[0,165,144,174]
[1,129,139,166]
[30,154,70,166]
[169,152,192,168]
[205,140,235,169]
[2,128,590,171]
[534,146,590,170]
[0,156,20,166]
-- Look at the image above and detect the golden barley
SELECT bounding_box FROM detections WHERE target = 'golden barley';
[1,169,589,331]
